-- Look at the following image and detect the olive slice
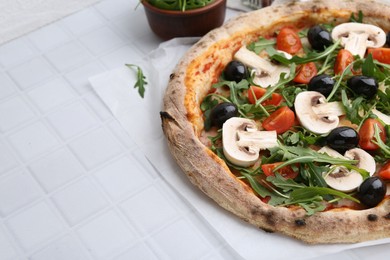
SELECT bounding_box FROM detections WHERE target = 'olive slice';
[308,74,334,97]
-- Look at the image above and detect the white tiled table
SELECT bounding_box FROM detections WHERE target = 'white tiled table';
[0,0,389,259]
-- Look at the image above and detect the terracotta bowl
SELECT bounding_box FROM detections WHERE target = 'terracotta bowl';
[142,0,227,40]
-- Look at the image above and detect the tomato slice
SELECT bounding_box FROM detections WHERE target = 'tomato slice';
[358,118,386,150]
[334,49,354,75]
[247,86,283,106]
[276,27,302,55]
[262,106,295,134]
[367,48,390,64]
[262,162,298,179]
[378,161,390,180]
[293,62,318,84]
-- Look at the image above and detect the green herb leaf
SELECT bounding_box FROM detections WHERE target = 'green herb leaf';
[290,187,359,203]
[247,37,276,54]
[266,40,341,65]
[126,64,147,98]
[350,10,364,23]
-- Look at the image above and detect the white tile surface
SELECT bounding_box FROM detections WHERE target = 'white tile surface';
[0,95,36,133]
[60,8,106,36]
[51,178,108,225]
[8,57,55,90]
[46,101,99,140]
[0,224,18,260]
[45,42,92,72]
[28,24,71,52]
[80,26,124,55]
[6,202,65,252]
[94,155,151,200]
[7,121,60,162]
[29,147,85,192]
[113,242,158,260]
[64,61,106,94]
[0,38,36,68]
[0,170,42,216]
[30,235,90,260]
[68,127,123,169]
[0,139,18,176]
[0,72,17,100]
[76,210,137,259]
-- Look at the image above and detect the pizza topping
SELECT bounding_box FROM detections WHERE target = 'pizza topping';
[234,46,290,88]
[357,176,387,207]
[347,75,379,99]
[209,102,238,128]
[223,60,249,82]
[372,109,390,125]
[294,91,345,134]
[326,127,359,154]
[276,27,303,55]
[307,74,335,97]
[322,148,375,192]
[331,22,386,58]
[222,117,277,167]
[307,25,333,51]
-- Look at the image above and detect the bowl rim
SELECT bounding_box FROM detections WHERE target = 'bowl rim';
[141,0,226,16]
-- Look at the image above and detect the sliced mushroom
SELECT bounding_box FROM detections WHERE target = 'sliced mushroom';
[322,147,376,192]
[234,46,290,88]
[294,91,345,134]
[372,108,390,125]
[222,117,278,167]
[331,22,386,58]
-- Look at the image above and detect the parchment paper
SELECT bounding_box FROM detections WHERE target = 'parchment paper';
[89,37,390,260]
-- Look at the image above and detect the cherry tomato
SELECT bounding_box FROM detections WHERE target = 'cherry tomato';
[247,86,283,106]
[334,49,354,75]
[367,48,390,64]
[358,118,386,150]
[276,27,302,55]
[293,62,318,84]
[262,106,295,134]
[262,162,298,179]
[378,161,390,180]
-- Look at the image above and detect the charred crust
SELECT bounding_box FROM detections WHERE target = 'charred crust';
[261,227,274,233]
[367,214,378,222]
[295,219,306,227]
[169,73,175,80]
[383,212,390,220]
[160,111,175,121]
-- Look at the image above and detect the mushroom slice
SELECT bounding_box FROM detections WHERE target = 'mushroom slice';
[344,148,376,176]
[317,146,346,159]
[323,148,376,192]
[331,22,386,58]
[222,117,278,167]
[372,108,390,125]
[234,46,290,88]
[294,91,345,134]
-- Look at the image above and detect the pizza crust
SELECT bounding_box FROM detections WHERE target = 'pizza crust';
[161,0,390,244]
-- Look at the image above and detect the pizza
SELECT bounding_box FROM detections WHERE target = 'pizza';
[160,0,390,244]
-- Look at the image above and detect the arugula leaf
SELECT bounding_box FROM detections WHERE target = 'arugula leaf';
[289,187,359,203]
[376,88,390,115]
[247,37,276,54]
[266,40,341,65]
[372,124,390,159]
[350,10,364,23]
[266,174,305,193]
[126,64,147,98]
[341,89,365,125]
[200,95,219,131]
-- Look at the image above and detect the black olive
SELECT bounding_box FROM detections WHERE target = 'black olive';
[308,74,335,97]
[386,32,390,46]
[223,61,248,82]
[347,75,378,99]
[307,25,333,51]
[209,102,238,128]
[326,127,359,154]
[357,177,387,208]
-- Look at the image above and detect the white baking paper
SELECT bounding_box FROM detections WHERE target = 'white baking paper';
[89,37,390,260]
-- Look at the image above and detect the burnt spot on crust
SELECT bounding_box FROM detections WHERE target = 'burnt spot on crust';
[160,111,175,121]
[250,207,276,227]
[169,73,175,80]
[260,227,274,233]
[383,212,390,220]
[367,214,378,222]
[295,219,306,227]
